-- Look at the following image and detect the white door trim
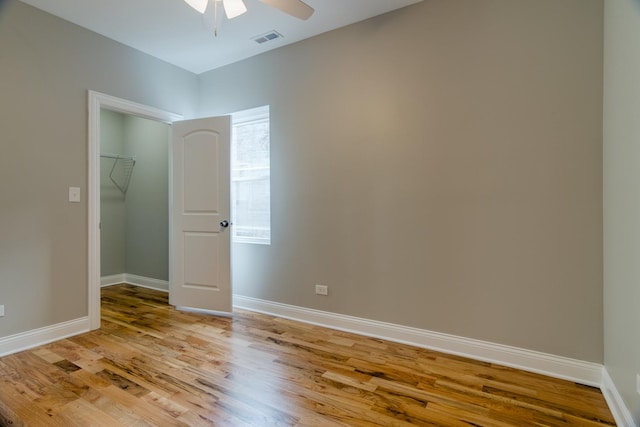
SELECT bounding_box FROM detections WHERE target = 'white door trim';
[87,90,182,330]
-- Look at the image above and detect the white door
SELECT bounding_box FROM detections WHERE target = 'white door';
[170,116,232,314]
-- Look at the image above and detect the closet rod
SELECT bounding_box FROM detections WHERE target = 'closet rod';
[100,152,135,160]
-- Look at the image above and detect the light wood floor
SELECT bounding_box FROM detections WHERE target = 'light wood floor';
[0,284,615,426]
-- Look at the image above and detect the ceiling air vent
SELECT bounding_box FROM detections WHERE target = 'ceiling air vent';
[252,31,283,44]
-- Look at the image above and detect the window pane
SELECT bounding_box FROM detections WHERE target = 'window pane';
[231,106,270,244]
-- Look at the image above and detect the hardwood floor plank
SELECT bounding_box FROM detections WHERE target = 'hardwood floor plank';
[57,397,129,427]
[96,384,190,427]
[0,284,616,426]
[81,388,154,427]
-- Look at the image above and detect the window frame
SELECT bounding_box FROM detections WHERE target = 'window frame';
[230,105,271,245]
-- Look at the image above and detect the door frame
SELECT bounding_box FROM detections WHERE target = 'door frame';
[87,90,183,330]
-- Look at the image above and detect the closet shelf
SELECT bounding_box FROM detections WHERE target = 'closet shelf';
[101,152,136,194]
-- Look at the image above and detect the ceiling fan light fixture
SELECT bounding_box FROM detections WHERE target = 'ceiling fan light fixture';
[222,0,247,19]
[184,0,208,14]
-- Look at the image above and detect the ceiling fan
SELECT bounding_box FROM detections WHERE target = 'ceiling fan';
[184,0,315,21]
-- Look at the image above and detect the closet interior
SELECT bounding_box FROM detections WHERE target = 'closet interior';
[100,109,171,289]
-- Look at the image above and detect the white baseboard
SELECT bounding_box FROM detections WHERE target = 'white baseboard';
[233,295,603,388]
[101,273,169,292]
[101,273,126,287]
[601,368,637,427]
[124,274,169,292]
[0,317,90,358]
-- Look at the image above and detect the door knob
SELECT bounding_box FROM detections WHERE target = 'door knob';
[220,220,230,229]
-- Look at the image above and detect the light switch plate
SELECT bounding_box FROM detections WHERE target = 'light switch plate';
[69,187,81,203]
[0,305,4,317]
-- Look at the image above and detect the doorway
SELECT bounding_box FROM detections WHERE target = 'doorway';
[88,91,182,330]
[99,110,170,291]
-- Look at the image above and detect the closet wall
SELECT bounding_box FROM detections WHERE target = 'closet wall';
[100,109,170,282]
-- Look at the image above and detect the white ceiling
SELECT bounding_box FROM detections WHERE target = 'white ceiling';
[19,0,422,74]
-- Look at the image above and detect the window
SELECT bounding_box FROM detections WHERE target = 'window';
[231,105,270,245]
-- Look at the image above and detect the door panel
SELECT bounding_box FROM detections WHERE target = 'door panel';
[183,132,220,213]
[170,116,231,314]
[184,232,219,289]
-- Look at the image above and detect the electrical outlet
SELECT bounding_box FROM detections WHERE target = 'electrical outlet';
[636,373,640,395]
[0,305,4,317]
[315,285,328,296]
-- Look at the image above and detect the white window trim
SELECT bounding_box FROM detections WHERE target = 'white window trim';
[231,105,271,245]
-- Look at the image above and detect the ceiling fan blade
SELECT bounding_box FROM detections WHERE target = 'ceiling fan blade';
[259,0,314,20]
[222,0,247,19]
[184,0,208,14]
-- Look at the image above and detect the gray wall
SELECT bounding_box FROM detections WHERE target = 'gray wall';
[0,0,197,338]
[123,115,170,281]
[604,0,640,422]
[100,111,170,281]
[0,0,606,368]
[100,110,126,276]
[200,0,604,362]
